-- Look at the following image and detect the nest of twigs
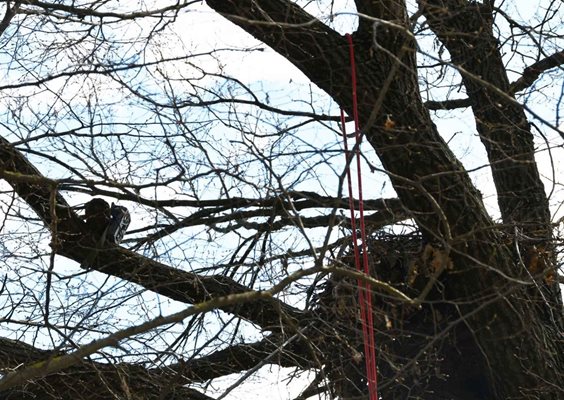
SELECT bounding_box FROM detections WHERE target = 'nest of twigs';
[310,232,427,398]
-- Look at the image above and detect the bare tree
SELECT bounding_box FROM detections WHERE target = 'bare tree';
[0,1,563,399]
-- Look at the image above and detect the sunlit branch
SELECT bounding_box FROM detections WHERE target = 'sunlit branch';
[0,288,280,391]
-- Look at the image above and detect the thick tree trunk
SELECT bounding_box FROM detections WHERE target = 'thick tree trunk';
[420,0,552,236]
[206,1,564,398]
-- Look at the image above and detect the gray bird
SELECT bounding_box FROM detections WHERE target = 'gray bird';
[80,199,130,268]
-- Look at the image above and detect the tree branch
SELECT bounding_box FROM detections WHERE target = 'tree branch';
[0,287,283,391]
[206,0,350,100]
[140,196,406,244]
[425,50,564,110]
[420,0,551,238]
[510,50,564,93]
[0,1,19,38]
[0,338,59,368]
[0,334,265,389]
[424,97,472,110]
[163,334,310,383]
[0,135,305,330]
[21,0,196,20]
[0,338,214,399]
[0,334,307,398]
[207,0,496,242]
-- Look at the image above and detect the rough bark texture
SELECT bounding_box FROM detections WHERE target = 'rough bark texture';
[205,1,563,399]
[419,0,552,237]
[0,0,562,399]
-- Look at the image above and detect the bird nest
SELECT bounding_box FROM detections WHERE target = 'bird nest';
[309,232,427,398]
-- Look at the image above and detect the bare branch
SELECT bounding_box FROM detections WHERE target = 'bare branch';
[0,288,278,391]
[21,0,197,20]
[165,334,309,383]
[425,50,564,110]
[140,196,406,244]
[510,50,564,93]
[0,135,305,330]
[0,1,19,38]
[425,97,472,110]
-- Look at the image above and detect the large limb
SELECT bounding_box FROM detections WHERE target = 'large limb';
[204,1,563,398]
[0,135,305,331]
[0,251,316,393]
[0,328,310,395]
[1,336,298,399]
[510,50,564,94]
[419,0,552,237]
[206,0,492,240]
[0,334,303,378]
[161,333,312,382]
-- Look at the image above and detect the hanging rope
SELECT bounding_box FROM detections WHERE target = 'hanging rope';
[340,33,379,400]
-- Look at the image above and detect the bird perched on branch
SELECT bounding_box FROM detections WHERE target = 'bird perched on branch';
[84,198,111,241]
[81,198,130,268]
[107,203,130,244]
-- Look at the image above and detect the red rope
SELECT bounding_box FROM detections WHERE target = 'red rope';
[340,33,378,400]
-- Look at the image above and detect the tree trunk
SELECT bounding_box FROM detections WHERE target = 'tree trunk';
[206,1,564,398]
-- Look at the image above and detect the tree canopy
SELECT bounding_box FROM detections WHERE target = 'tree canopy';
[0,1,563,399]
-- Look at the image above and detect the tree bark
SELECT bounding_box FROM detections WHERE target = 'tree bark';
[419,0,551,237]
[206,1,564,398]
